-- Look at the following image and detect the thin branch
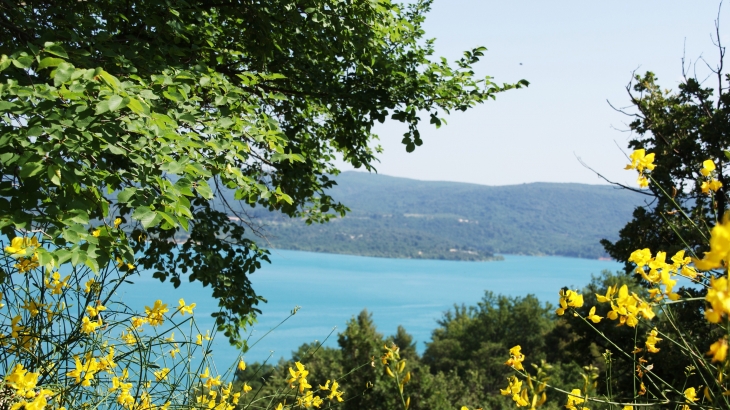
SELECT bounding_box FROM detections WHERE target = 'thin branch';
[575,154,653,197]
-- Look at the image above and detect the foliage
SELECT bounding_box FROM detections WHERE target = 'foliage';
[245,172,645,260]
[0,0,525,346]
[601,69,730,271]
[0,236,250,408]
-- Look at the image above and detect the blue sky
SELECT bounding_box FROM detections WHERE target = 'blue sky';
[341,1,728,186]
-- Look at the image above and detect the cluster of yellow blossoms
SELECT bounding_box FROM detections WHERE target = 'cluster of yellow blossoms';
[594,284,655,327]
[700,159,723,194]
[4,364,55,410]
[381,343,411,398]
[565,389,588,410]
[628,248,698,301]
[504,345,525,371]
[624,148,656,188]
[500,347,548,409]
[4,236,40,273]
[555,289,583,316]
[194,368,244,410]
[500,376,529,407]
[271,361,344,409]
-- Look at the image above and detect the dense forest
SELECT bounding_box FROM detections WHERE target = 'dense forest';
[233,172,646,260]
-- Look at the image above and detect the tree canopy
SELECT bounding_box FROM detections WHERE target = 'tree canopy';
[0,0,526,345]
[601,44,730,270]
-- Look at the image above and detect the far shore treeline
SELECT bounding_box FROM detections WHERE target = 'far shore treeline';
[222,172,646,261]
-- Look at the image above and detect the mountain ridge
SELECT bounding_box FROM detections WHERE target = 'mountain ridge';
[240,171,648,260]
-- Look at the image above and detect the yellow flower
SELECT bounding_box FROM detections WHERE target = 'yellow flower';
[708,337,728,362]
[604,284,655,327]
[121,331,136,344]
[504,345,525,371]
[66,354,99,387]
[694,214,730,271]
[702,179,723,194]
[114,217,122,228]
[21,298,44,317]
[154,367,170,381]
[178,298,196,315]
[595,285,617,303]
[242,383,252,393]
[684,387,698,403]
[238,359,246,371]
[45,271,71,295]
[326,380,344,402]
[586,306,602,323]
[86,303,107,318]
[84,278,96,294]
[645,328,662,353]
[99,346,117,373]
[144,299,169,326]
[130,316,147,330]
[556,289,584,315]
[81,316,102,334]
[628,248,653,273]
[92,228,101,237]
[701,159,716,177]
[169,343,180,358]
[287,361,311,393]
[5,364,40,398]
[500,376,528,407]
[565,389,588,410]
[4,236,39,257]
[626,149,656,173]
[199,367,210,379]
[704,275,730,323]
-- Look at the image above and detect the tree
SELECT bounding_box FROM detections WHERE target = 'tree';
[0,0,527,345]
[422,292,555,406]
[601,63,730,271]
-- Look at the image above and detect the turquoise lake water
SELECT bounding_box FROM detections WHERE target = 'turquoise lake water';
[118,250,624,369]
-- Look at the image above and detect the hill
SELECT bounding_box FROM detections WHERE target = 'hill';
[236,172,647,260]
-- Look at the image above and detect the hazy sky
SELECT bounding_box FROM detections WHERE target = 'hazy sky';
[339,1,729,187]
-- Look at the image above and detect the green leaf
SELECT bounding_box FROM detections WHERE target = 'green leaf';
[70,248,86,267]
[54,249,73,266]
[36,248,53,267]
[19,162,43,179]
[12,55,33,69]
[53,62,75,86]
[174,178,195,196]
[132,206,159,229]
[195,181,213,199]
[107,95,126,112]
[85,256,100,273]
[61,209,90,225]
[43,42,68,58]
[0,55,10,72]
[127,98,150,115]
[117,187,137,204]
[38,57,65,70]
[47,164,61,186]
[157,211,177,229]
[99,70,121,92]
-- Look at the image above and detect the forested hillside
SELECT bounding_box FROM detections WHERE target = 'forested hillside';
[239,172,646,260]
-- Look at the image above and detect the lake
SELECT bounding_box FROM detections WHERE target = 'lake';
[117,250,626,369]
